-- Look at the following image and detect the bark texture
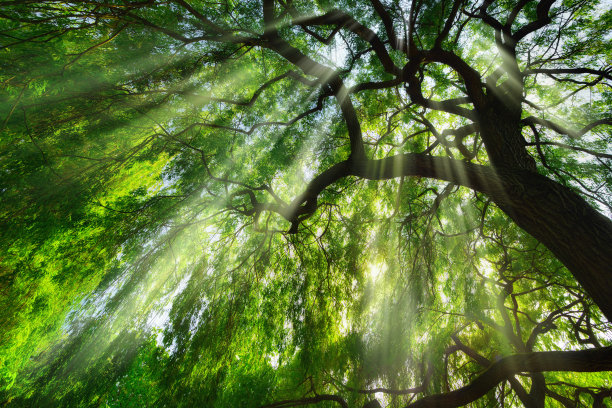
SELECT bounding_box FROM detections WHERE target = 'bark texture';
[488,169,612,322]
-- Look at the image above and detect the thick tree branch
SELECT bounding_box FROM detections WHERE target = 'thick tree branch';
[450,335,534,408]
[522,67,612,81]
[369,0,400,50]
[525,141,612,160]
[434,0,463,49]
[522,117,612,138]
[404,74,476,119]
[513,0,556,41]
[284,154,505,233]
[424,48,486,107]
[404,347,612,408]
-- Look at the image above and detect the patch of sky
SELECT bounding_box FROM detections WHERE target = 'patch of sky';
[61,271,131,335]
[142,225,172,252]
[188,298,209,336]
[368,261,387,284]
[147,269,193,345]
[267,352,280,369]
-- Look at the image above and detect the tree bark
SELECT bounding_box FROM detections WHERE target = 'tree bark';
[487,168,612,322]
[477,100,537,172]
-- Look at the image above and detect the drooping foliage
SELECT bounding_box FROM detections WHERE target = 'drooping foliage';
[0,1,611,407]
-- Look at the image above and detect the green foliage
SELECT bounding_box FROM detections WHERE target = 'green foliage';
[1,1,611,407]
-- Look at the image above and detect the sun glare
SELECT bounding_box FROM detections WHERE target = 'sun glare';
[368,261,387,283]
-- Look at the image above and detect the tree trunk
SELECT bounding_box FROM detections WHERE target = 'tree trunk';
[476,96,611,320]
[487,167,612,321]
[478,98,537,172]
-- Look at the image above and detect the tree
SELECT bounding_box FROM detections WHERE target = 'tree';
[0,0,611,407]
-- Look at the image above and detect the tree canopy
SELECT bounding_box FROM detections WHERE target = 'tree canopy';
[1,0,611,407]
